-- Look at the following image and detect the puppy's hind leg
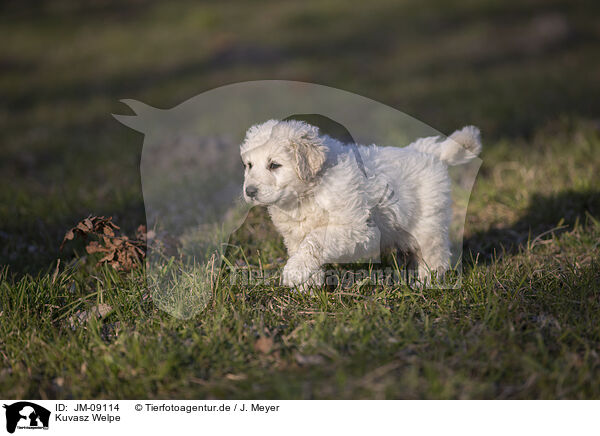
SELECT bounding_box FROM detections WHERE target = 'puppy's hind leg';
[412,224,451,286]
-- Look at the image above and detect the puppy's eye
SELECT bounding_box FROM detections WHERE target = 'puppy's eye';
[268,162,282,171]
[246,162,253,170]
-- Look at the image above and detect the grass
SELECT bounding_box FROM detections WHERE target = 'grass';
[1,0,600,399]
[1,122,599,399]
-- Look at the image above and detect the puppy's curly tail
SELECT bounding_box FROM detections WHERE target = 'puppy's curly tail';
[409,126,482,165]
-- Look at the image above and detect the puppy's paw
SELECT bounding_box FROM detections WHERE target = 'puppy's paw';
[416,264,447,288]
[281,256,324,290]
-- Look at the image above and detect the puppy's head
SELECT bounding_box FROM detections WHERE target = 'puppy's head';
[240,119,327,206]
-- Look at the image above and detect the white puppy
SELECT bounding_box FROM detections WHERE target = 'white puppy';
[240,119,481,288]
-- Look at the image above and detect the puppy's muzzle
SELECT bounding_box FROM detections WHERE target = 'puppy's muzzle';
[245,185,258,199]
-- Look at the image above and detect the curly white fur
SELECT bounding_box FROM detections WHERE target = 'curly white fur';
[240,119,481,289]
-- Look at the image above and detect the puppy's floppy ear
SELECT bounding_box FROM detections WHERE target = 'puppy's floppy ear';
[291,132,327,182]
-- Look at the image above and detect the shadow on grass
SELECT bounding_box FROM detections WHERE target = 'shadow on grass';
[4,0,600,138]
[464,188,600,263]
[227,188,600,282]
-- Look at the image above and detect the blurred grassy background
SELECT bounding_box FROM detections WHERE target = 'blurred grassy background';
[1,0,599,274]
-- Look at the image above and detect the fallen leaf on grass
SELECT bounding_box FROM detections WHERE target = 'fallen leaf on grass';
[294,353,326,366]
[225,373,248,381]
[60,216,146,271]
[254,336,274,354]
[68,303,113,329]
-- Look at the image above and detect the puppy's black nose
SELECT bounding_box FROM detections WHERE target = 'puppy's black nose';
[245,186,258,198]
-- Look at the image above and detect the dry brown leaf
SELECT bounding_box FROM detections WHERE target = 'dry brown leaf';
[294,353,326,366]
[62,229,74,244]
[254,336,274,354]
[85,241,108,254]
[225,373,248,381]
[99,251,115,263]
[68,303,113,329]
[60,216,146,272]
[92,304,112,318]
[136,225,147,241]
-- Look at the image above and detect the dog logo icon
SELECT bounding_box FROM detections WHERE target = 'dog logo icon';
[3,402,50,433]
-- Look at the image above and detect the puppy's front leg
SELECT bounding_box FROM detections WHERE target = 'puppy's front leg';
[281,251,324,289]
[281,225,367,290]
